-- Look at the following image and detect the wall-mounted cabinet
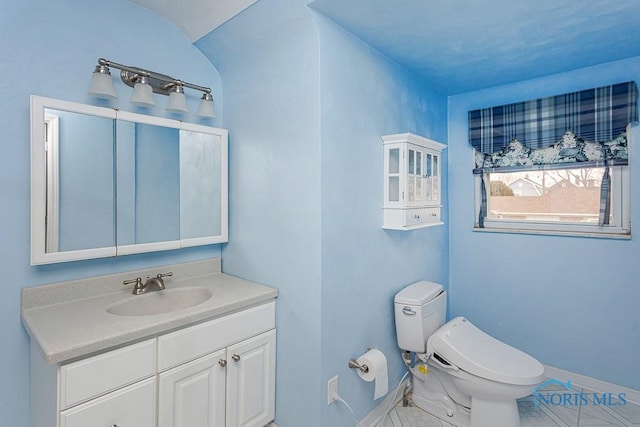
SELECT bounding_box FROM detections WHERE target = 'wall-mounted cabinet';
[30,96,228,264]
[382,133,446,230]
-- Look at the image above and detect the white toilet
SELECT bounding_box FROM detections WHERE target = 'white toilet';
[394,281,545,427]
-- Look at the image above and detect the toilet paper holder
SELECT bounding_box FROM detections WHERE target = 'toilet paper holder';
[348,348,372,373]
[348,358,369,373]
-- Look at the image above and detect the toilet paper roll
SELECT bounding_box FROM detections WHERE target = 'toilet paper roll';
[356,349,388,400]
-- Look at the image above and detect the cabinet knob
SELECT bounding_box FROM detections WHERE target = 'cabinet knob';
[112,424,119,427]
[232,354,241,362]
[218,359,227,367]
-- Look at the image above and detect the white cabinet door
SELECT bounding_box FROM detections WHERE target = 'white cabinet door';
[158,349,227,427]
[226,330,276,427]
[59,377,155,427]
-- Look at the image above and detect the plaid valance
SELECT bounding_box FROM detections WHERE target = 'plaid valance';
[469,81,638,155]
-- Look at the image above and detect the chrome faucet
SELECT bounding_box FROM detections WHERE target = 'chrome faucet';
[122,272,173,295]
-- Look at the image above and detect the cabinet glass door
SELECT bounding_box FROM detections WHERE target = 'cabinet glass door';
[407,146,424,206]
[387,147,400,203]
[433,153,439,202]
[425,152,439,202]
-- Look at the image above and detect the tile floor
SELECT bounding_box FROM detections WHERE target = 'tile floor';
[380,383,640,427]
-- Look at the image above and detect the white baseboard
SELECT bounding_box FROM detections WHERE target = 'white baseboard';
[543,364,640,405]
[360,378,410,427]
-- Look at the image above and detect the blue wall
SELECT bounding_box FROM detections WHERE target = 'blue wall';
[315,15,448,426]
[0,1,223,425]
[197,2,449,425]
[448,56,640,390]
[196,0,325,424]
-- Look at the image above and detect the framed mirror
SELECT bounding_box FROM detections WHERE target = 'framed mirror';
[30,96,228,265]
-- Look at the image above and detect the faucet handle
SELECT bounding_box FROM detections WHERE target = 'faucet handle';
[154,271,173,289]
[123,277,145,295]
[123,277,143,287]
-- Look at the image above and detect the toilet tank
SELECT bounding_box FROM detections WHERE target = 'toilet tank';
[394,281,446,353]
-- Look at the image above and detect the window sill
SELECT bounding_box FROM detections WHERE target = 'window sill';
[473,226,631,240]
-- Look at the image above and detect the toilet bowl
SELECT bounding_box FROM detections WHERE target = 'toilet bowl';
[394,282,545,427]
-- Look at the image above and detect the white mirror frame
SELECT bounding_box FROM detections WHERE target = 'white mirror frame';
[30,95,228,265]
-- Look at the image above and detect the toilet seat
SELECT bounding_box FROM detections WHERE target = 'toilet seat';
[426,317,545,385]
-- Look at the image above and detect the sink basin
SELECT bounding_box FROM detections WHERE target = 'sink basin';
[107,287,213,316]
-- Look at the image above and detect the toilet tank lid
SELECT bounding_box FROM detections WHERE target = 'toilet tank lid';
[395,281,444,305]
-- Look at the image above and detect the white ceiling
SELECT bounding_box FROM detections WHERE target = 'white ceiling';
[129,0,260,42]
[310,0,640,94]
[130,0,640,94]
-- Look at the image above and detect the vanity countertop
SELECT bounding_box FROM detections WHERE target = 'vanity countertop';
[21,258,278,364]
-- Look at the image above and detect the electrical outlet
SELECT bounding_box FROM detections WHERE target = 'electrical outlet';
[327,375,338,405]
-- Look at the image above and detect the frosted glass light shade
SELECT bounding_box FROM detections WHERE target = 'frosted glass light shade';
[130,82,155,107]
[197,97,216,118]
[166,91,188,113]
[88,72,117,99]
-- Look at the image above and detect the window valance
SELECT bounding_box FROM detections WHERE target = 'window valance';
[472,131,628,174]
[468,81,638,156]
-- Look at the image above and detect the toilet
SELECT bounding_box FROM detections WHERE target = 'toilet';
[394,281,545,427]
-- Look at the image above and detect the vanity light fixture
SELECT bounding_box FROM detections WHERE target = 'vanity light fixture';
[130,73,156,107]
[196,92,216,118]
[88,58,216,118]
[88,64,117,99]
[165,83,188,113]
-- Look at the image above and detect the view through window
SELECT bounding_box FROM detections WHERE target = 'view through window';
[487,167,609,224]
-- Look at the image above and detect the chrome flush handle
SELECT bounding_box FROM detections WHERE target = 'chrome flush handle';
[402,306,416,316]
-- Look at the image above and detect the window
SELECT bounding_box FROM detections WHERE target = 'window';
[468,81,637,238]
[475,166,630,237]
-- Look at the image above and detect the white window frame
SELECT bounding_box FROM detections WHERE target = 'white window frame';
[473,130,631,239]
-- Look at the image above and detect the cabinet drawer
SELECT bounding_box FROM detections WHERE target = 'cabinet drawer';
[59,339,156,409]
[158,301,276,372]
[405,207,440,227]
[60,377,156,427]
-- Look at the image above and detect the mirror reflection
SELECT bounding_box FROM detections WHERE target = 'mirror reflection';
[180,130,222,240]
[116,120,180,246]
[44,108,115,253]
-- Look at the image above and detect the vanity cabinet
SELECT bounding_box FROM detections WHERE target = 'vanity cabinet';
[29,302,276,427]
[382,133,447,230]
